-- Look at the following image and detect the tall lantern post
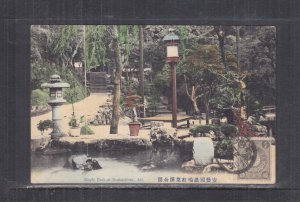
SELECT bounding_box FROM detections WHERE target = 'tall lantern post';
[41,74,70,139]
[163,28,180,128]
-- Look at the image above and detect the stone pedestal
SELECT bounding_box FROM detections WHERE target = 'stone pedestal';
[49,104,65,138]
[193,137,214,166]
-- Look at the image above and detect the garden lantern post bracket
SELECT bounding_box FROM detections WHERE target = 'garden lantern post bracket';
[163,28,180,128]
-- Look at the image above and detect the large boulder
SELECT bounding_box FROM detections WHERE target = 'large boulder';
[181,159,197,172]
[150,122,177,146]
[65,155,102,171]
[193,137,214,166]
[253,125,268,135]
[203,164,224,174]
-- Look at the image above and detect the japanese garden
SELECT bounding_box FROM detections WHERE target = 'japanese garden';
[30,25,276,184]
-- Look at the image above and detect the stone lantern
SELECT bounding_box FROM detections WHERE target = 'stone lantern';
[41,74,70,139]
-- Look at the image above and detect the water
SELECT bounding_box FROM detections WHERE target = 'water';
[31,148,191,184]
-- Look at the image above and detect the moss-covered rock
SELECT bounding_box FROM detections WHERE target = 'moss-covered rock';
[48,138,152,153]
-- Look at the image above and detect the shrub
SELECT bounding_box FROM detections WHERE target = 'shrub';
[190,125,220,136]
[31,89,49,107]
[68,115,79,128]
[79,115,85,123]
[37,120,54,135]
[64,85,86,104]
[220,124,237,137]
[80,125,94,135]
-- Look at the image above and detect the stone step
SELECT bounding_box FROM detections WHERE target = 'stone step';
[87,80,110,84]
[146,109,172,114]
[88,86,108,90]
[157,105,168,110]
[87,83,107,87]
[89,87,109,93]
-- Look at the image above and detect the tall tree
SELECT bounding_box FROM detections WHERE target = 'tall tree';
[138,25,145,117]
[180,45,223,124]
[83,25,87,96]
[52,25,83,69]
[235,26,247,119]
[110,25,123,134]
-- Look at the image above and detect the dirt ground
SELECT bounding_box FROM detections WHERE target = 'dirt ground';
[31,93,112,139]
[31,93,195,140]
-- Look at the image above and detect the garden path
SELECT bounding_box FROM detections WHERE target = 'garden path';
[31,93,111,139]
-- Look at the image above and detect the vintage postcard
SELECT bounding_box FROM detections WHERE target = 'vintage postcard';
[30,25,276,185]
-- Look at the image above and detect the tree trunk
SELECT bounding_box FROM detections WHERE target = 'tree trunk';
[185,83,200,114]
[192,97,199,114]
[214,27,227,70]
[83,25,87,97]
[72,103,75,116]
[185,82,201,124]
[236,26,247,119]
[110,25,123,134]
[138,25,145,117]
[205,100,210,125]
[236,26,240,70]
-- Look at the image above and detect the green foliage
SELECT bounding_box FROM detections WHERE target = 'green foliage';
[31,62,86,104]
[178,44,224,87]
[178,44,244,114]
[220,124,237,137]
[153,64,170,91]
[31,62,58,90]
[190,125,221,136]
[178,26,188,59]
[85,25,107,69]
[245,94,264,117]
[37,120,54,135]
[80,125,94,135]
[118,25,129,66]
[53,25,78,56]
[117,25,139,69]
[79,115,85,123]
[64,85,86,104]
[31,25,276,117]
[68,115,79,128]
[146,89,160,109]
[61,68,86,103]
[190,123,236,138]
[31,89,49,106]
[123,80,138,95]
[210,74,240,109]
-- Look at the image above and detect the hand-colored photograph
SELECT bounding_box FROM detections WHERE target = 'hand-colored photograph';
[30,25,276,185]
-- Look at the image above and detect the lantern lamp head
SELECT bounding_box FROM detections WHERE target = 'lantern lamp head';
[41,74,70,104]
[163,28,180,63]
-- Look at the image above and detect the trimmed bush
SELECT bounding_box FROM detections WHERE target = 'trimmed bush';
[68,115,79,128]
[80,125,94,135]
[190,125,220,136]
[37,120,54,135]
[220,124,237,137]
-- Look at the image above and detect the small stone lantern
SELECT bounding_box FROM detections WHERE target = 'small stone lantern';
[41,74,70,139]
